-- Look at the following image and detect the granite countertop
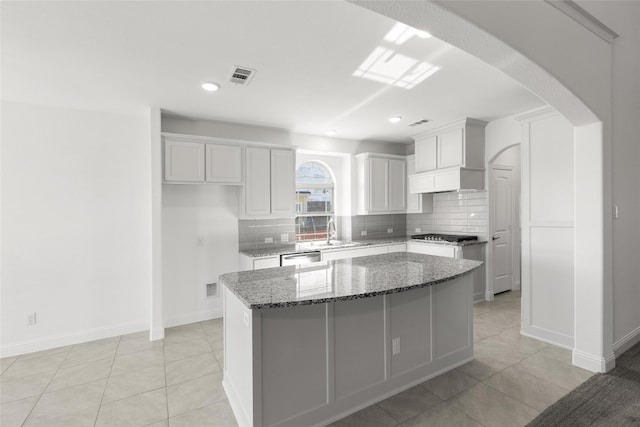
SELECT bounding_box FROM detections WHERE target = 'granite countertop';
[220,252,483,310]
[239,237,487,258]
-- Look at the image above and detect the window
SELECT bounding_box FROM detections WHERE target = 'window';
[295,161,334,241]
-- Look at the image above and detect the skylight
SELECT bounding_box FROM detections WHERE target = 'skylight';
[353,47,440,89]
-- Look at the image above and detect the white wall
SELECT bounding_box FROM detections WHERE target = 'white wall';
[161,184,239,326]
[578,1,640,355]
[1,102,153,357]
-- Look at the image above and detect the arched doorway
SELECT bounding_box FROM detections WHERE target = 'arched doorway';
[352,0,611,372]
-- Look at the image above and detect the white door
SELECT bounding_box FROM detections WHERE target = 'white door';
[491,166,513,294]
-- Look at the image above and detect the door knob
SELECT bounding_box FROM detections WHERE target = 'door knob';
[492,236,499,241]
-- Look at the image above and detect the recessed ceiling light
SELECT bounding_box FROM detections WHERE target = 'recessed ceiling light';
[201,82,220,92]
[326,130,337,137]
[389,116,403,123]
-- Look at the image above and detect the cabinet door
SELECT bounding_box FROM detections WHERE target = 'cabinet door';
[270,149,296,217]
[164,140,205,182]
[369,157,388,212]
[205,144,242,183]
[407,242,457,257]
[406,155,420,212]
[245,147,271,216]
[437,128,464,169]
[388,159,406,211]
[415,136,437,172]
[253,256,280,270]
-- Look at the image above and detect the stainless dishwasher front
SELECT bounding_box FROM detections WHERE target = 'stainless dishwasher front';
[280,251,322,266]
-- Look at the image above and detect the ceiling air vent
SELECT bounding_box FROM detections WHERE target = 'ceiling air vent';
[229,66,256,86]
[409,119,431,127]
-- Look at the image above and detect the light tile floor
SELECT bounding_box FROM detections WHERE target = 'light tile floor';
[0,290,593,427]
[329,290,594,427]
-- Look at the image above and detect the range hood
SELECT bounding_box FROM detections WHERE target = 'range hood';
[409,167,484,194]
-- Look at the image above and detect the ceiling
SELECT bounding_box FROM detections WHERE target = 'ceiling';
[1,1,545,143]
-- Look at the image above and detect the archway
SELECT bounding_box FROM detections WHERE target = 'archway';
[352,0,611,372]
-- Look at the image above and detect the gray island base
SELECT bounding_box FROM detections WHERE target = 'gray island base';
[220,252,482,427]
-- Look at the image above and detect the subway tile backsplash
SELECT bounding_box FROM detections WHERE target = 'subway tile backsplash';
[406,191,489,237]
[238,218,295,250]
[238,191,489,249]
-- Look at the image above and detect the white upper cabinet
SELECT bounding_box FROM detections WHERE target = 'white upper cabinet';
[410,118,487,193]
[413,118,486,173]
[270,149,296,217]
[164,139,205,182]
[388,159,407,211]
[244,147,272,216]
[164,135,243,184]
[355,153,406,215]
[406,155,433,213]
[414,135,437,172]
[437,127,464,169]
[242,146,295,218]
[205,144,242,183]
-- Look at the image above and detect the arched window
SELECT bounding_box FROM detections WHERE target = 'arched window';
[295,161,334,241]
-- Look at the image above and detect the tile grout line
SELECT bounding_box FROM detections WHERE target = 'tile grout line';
[92,336,121,427]
[19,344,74,426]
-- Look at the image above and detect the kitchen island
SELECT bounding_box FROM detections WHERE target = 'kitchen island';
[220,252,482,427]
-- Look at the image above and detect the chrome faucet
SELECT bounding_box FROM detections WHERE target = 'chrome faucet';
[326,218,337,244]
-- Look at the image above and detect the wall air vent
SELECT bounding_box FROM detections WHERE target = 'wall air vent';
[409,119,431,127]
[229,66,256,85]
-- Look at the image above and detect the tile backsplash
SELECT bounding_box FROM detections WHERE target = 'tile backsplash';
[238,218,295,250]
[237,191,488,249]
[406,191,489,237]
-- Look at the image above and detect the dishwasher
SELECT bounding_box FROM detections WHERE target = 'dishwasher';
[280,251,322,266]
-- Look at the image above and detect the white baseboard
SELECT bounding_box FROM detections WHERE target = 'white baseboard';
[164,308,223,329]
[513,280,521,290]
[520,326,574,349]
[150,327,165,341]
[473,292,485,303]
[223,377,252,427]
[0,320,149,358]
[572,348,616,373]
[613,325,640,356]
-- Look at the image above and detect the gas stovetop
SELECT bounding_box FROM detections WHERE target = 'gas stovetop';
[410,233,478,243]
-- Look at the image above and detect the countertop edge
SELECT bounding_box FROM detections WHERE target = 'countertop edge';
[220,258,482,310]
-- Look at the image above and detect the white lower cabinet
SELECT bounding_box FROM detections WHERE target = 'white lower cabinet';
[321,243,405,262]
[407,242,459,258]
[239,254,280,271]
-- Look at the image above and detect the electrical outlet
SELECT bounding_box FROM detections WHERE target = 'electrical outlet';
[360,230,367,236]
[281,233,289,242]
[26,312,37,326]
[196,237,205,247]
[415,227,421,233]
[392,337,400,355]
[264,237,273,243]
[387,228,393,234]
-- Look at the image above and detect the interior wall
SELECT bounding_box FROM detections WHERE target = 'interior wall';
[161,184,239,326]
[578,1,640,354]
[1,102,152,357]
